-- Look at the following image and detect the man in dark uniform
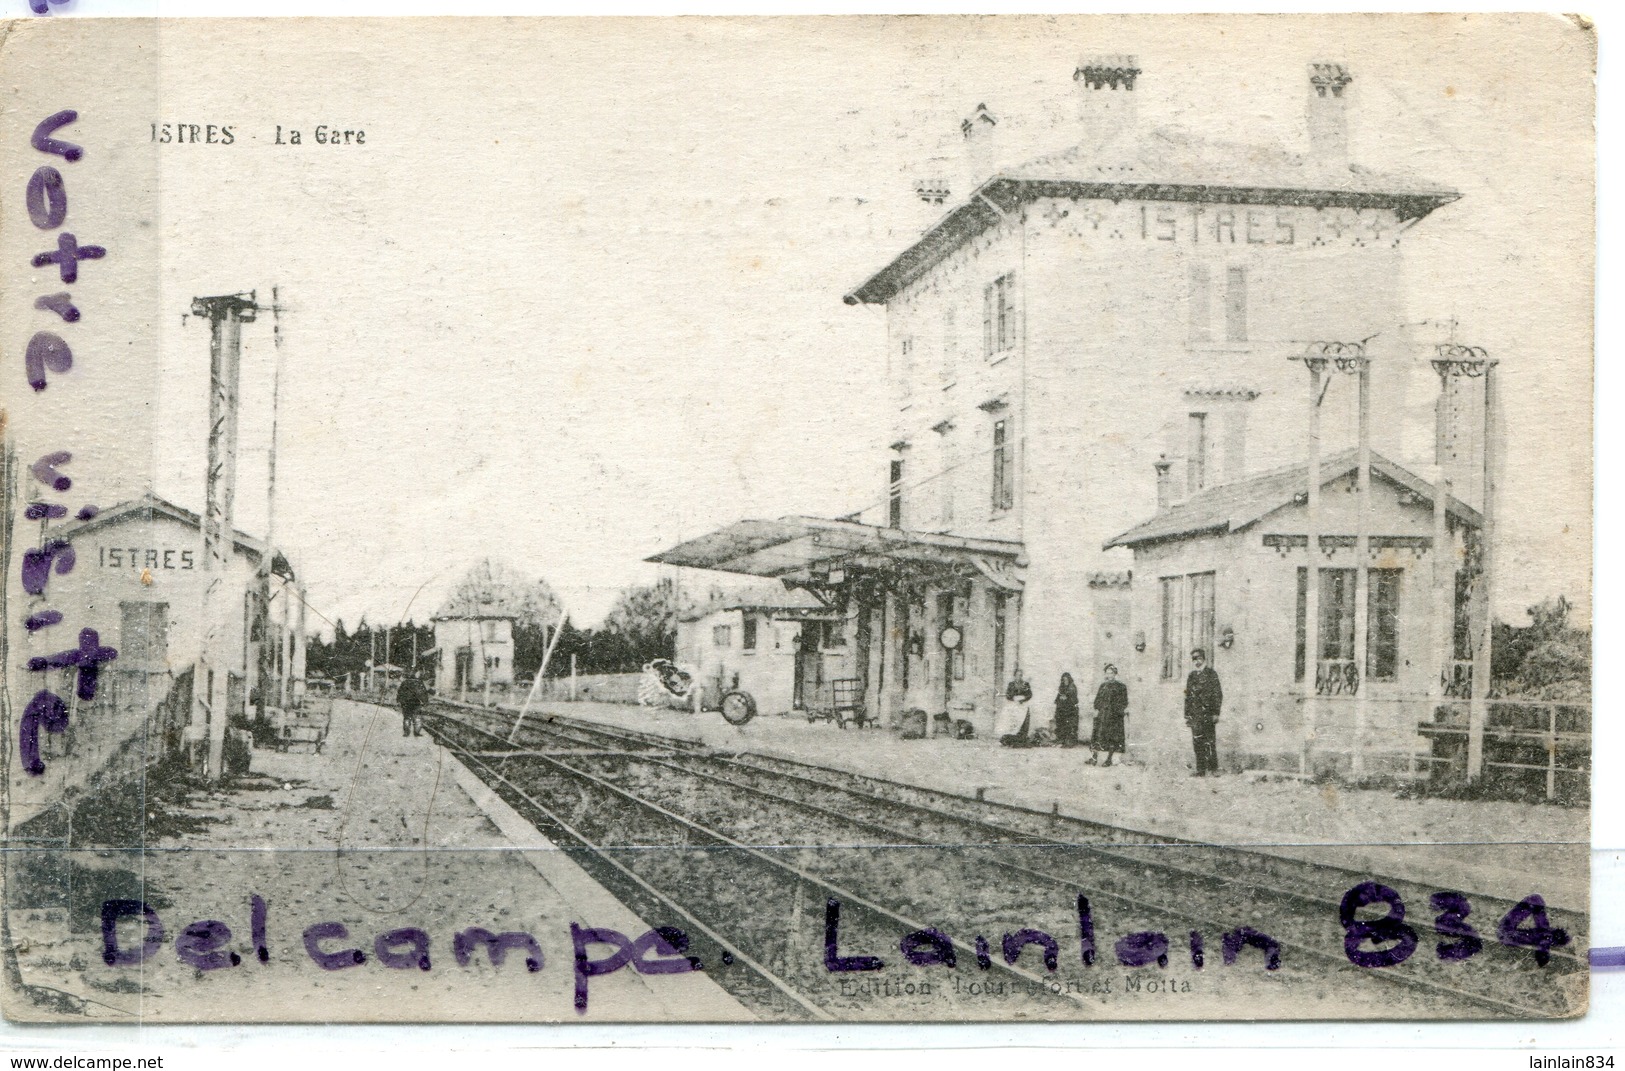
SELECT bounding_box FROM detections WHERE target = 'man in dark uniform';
[396,671,431,738]
[1183,647,1223,776]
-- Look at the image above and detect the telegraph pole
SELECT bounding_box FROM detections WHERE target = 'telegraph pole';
[1431,344,1497,782]
[1293,341,1368,776]
[255,287,288,729]
[1352,354,1372,779]
[192,293,258,780]
[1300,353,1324,775]
[1432,364,1454,704]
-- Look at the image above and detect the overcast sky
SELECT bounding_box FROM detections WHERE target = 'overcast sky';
[118,15,1592,633]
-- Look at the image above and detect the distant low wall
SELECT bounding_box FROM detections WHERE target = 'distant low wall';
[527,672,647,705]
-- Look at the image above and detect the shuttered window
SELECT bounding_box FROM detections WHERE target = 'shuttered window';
[991,419,1013,512]
[1225,266,1248,342]
[982,273,1018,357]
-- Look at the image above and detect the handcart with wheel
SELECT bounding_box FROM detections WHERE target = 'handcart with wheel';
[804,677,868,729]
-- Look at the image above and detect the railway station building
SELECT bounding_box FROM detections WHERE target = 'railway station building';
[431,597,518,701]
[652,55,1484,770]
[12,492,304,827]
[676,583,857,714]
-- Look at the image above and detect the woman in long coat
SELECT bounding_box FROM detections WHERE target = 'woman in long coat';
[1052,673,1080,747]
[1088,664,1128,767]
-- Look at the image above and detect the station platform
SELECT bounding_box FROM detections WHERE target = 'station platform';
[520,699,1590,914]
[5,699,751,1022]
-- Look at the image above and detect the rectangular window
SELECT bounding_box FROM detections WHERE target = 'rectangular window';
[1453,570,1473,660]
[999,272,1018,351]
[822,620,847,649]
[941,307,957,386]
[983,283,993,357]
[939,436,956,528]
[1319,568,1356,662]
[990,591,1008,693]
[1295,568,1403,685]
[1187,412,1209,493]
[713,625,731,648]
[1188,263,1212,342]
[1225,266,1248,342]
[888,459,904,528]
[899,336,915,402]
[742,616,758,651]
[120,601,169,670]
[1367,569,1402,680]
[983,273,1019,357]
[1188,571,1216,662]
[1160,576,1185,680]
[1294,567,1308,682]
[991,419,1013,512]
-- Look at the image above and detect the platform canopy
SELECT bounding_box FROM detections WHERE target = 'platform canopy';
[647,516,1025,590]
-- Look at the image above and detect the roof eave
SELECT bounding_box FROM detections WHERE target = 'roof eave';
[1103,522,1230,552]
[846,178,1460,307]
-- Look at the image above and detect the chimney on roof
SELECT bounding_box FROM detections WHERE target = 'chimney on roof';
[1074,53,1140,150]
[1307,61,1354,171]
[907,99,957,210]
[961,103,999,190]
[1154,455,1173,512]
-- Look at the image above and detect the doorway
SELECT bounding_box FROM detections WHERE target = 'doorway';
[937,589,965,708]
[794,624,823,710]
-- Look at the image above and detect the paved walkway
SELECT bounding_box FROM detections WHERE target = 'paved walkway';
[523,700,1589,913]
[5,699,751,1023]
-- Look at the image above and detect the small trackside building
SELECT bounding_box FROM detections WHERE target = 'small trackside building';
[1103,450,1480,774]
[12,492,303,828]
[675,584,854,715]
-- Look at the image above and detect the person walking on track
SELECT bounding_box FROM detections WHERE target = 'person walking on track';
[1183,648,1223,776]
[397,672,430,738]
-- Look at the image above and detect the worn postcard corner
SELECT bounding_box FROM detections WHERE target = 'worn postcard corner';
[0,12,1594,1024]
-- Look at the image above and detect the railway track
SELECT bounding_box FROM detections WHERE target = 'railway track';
[417,699,1588,1021]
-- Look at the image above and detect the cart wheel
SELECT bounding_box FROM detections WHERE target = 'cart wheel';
[719,690,757,726]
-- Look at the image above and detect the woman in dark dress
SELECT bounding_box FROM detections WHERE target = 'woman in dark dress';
[1053,673,1080,747]
[1088,663,1128,767]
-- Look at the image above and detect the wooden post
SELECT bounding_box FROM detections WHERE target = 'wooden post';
[1433,373,1453,702]
[1468,364,1497,781]
[293,581,307,708]
[1352,359,1371,779]
[192,294,256,781]
[571,652,578,701]
[1301,360,1323,776]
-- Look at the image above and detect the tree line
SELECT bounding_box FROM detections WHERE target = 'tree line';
[306,573,702,684]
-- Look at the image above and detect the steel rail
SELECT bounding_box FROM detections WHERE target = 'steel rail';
[444,736,832,1021]
[424,708,1093,1015]
[423,704,1578,1017]
[665,750,1591,968]
[576,748,1568,1019]
[508,708,1587,970]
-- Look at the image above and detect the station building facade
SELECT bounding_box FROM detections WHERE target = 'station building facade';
[653,55,1481,767]
[12,493,303,826]
[431,615,516,700]
[675,585,855,715]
